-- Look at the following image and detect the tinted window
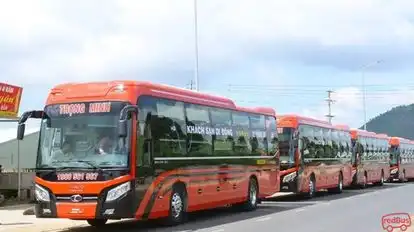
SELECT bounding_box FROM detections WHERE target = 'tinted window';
[138,96,188,160]
[323,128,333,158]
[266,116,278,156]
[233,112,250,127]
[154,99,187,158]
[185,104,212,157]
[300,125,316,159]
[210,108,234,156]
[232,112,251,156]
[250,114,265,129]
[250,113,267,156]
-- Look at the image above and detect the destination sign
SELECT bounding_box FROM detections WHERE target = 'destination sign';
[45,101,125,117]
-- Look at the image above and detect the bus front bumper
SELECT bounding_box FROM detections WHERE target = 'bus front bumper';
[34,181,136,220]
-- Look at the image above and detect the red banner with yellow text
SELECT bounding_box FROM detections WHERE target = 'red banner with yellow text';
[0,82,23,119]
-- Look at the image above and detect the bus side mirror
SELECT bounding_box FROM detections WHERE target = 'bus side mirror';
[17,123,26,140]
[118,120,128,138]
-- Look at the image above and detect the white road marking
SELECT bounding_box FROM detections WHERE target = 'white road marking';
[295,208,305,212]
[256,216,272,222]
[262,201,324,205]
[210,229,225,232]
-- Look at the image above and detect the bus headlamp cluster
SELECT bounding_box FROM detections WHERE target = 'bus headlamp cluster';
[283,172,297,183]
[35,184,50,202]
[105,182,131,202]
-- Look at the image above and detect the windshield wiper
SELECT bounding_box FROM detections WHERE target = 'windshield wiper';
[37,160,104,177]
[62,160,104,173]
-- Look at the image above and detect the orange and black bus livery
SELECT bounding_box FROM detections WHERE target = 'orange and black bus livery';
[276,115,352,198]
[389,137,414,182]
[350,130,390,187]
[16,81,280,226]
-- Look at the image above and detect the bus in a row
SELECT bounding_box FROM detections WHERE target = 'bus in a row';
[15,80,414,227]
[277,115,352,198]
[389,137,414,182]
[16,81,280,227]
[275,114,411,198]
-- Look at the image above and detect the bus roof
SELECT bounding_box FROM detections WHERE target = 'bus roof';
[47,80,275,116]
[389,136,412,146]
[350,129,377,139]
[334,124,350,132]
[277,114,332,129]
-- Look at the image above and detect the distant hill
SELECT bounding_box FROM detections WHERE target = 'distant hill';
[361,104,414,140]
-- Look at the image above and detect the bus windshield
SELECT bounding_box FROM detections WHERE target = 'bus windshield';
[389,145,399,166]
[278,127,295,163]
[36,101,131,169]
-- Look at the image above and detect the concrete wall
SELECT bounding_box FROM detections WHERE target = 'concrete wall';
[0,131,39,171]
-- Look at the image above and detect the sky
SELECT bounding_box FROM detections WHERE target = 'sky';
[2,0,414,143]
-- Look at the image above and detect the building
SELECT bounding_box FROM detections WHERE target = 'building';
[0,131,39,171]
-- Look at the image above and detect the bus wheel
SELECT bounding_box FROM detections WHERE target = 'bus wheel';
[307,176,316,198]
[379,171,384,186]
[164,186,187,226]
[86,219,107,227]
[329,173,343,194]
[400,171,406,183]
[360,174,367,189]
[240,177,259,211]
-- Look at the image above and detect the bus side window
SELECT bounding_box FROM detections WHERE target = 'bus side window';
[155,98,187,158]
[265,116,278,156]
[300,125,315,160]
[249,114,267,156]
[185,103,212,157]
[137,96,157,167]
[210,108,233,156]
[232,112,251,156]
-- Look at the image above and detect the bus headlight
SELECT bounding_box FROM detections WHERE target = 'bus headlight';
[105,182,131,202]
[35,184,50,202]
[283,172,297,183]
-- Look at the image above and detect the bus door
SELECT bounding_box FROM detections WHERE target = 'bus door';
[136,113,155,196]
[293,129,300,166]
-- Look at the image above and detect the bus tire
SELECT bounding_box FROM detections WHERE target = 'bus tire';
[164,184,187,226]
[360,173,367,189]
[240,177,259,211]
[328,173,343,194]
[378,170,384,186]
[400,170,406,183]
[306,175,316,199]
[86,219,107,227]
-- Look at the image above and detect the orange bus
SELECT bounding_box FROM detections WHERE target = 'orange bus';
[389,137,414,182]
[277,115,352,198]
[350,130,390,187]
[16,81,280,227]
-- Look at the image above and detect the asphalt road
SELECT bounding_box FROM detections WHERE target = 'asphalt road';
[60,183,412,232]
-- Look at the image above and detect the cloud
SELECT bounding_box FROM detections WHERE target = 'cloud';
[2,0,414,87]
[300,86,414,128]
[1,0,414,141]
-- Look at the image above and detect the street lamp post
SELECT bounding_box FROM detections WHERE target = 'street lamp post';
[361,60,382,130]
[193,0,199,92]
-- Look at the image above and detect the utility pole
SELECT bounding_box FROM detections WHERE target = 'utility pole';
[325,90,335,123]
[186,79,194,90]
